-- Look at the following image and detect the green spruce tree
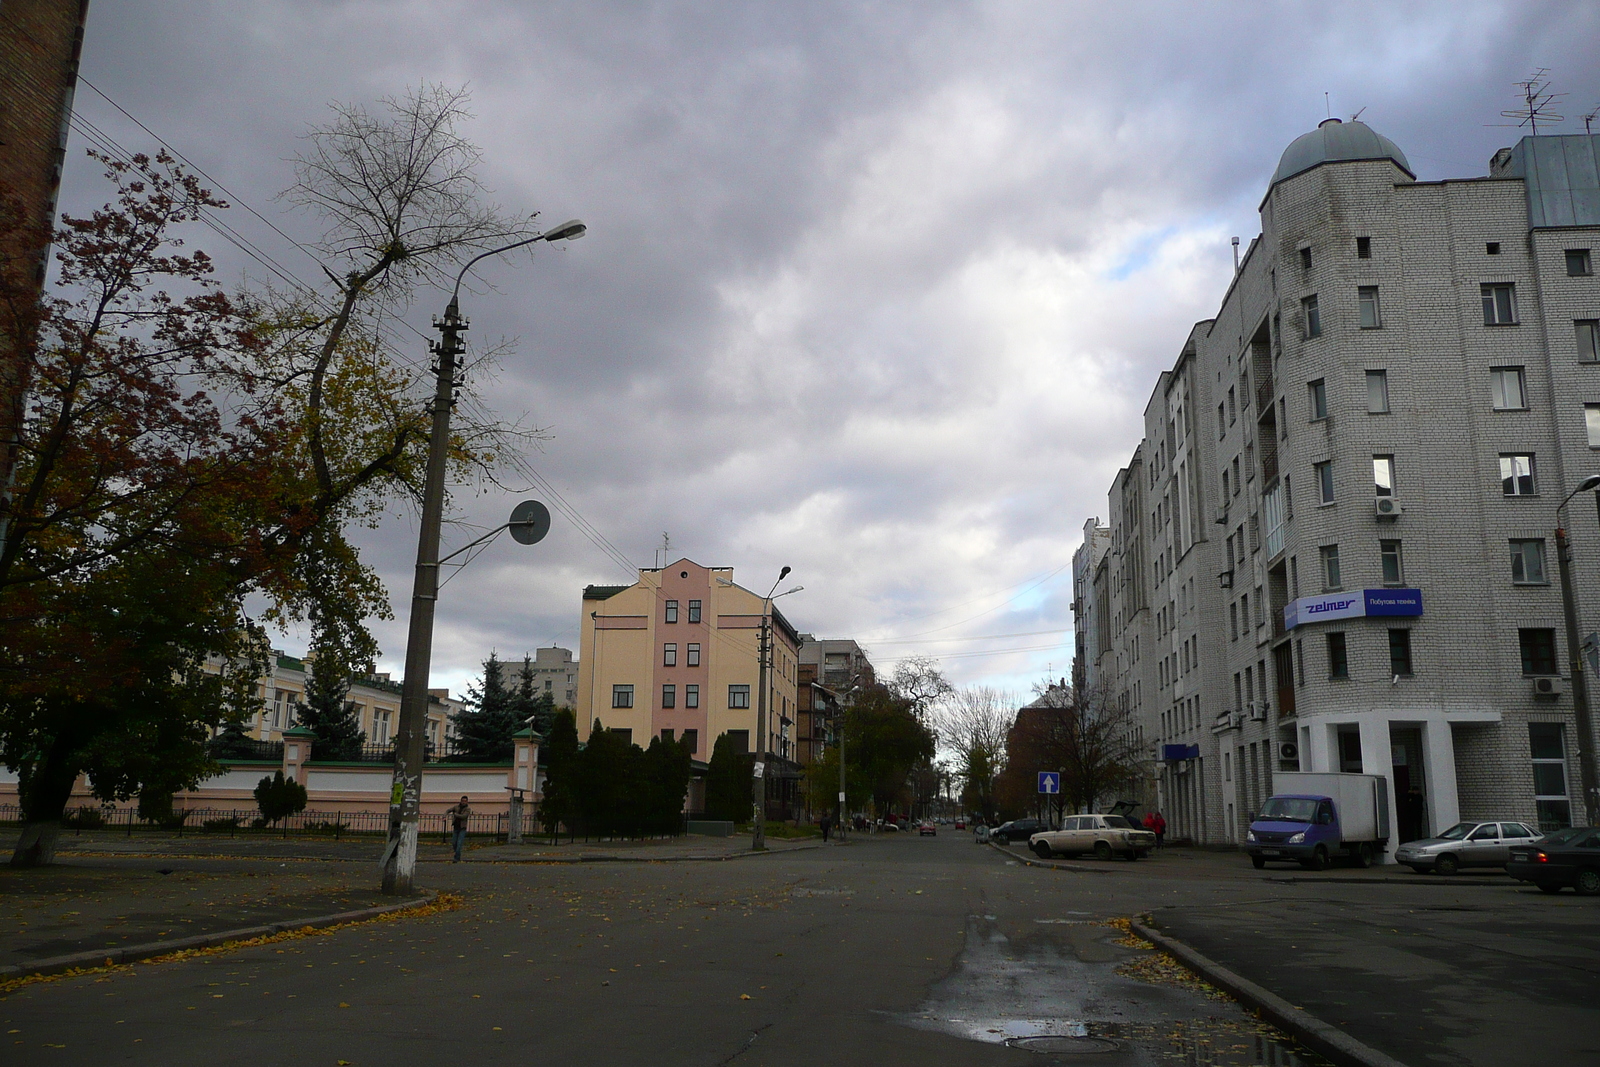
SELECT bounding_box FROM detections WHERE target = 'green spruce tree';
[705,732,753,823]
[296,653,366,763]
[643,735,693,835]
[510,656,557,740]
[452,652,521,761]
[537,709,581,840]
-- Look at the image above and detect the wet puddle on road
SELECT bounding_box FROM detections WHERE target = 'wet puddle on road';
[898,913,1327,1065]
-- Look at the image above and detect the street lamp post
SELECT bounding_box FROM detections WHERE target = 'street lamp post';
[751,566,791,851]
[380,221,585,895]
[1555,474,1600,830]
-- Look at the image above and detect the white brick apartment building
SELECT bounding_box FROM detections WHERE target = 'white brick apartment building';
[1080,120,1600,859]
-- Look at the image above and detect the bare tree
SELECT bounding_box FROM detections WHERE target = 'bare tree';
[1002,679,1141,818]
[934,685,1012,821]
[888,654,954,721]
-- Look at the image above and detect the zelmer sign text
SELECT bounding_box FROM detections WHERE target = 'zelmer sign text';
[1283,588,1423,630]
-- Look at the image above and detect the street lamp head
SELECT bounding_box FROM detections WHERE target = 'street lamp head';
[542,219,587,242]
[1578,475,1600,494]
[779,565,791,580]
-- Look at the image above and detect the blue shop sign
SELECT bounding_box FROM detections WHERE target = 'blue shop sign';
[1162,743,1200,761]
[1284,588,1423,630]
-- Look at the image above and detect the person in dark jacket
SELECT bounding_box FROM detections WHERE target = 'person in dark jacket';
[450,796,472,862]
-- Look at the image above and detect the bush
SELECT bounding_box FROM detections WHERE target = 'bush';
[250,816,268,829]
[155,809,191,830]
[254,770,308,825]
[64,806,105,829]
[303,820,348,835]
[202,817,239,831]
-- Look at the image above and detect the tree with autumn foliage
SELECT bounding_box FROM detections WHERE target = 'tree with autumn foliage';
[1,85,547,866]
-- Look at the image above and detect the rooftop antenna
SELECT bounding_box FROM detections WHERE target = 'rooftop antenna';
[1583,104,1600,135]
[654,531,671,568]
[1350,106,1367,122]
[1494,69,1565,135]
[1231,236,1240,272]
[1324,92,1331,120]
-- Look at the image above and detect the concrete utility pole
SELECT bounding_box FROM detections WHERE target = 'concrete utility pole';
[380,220,584,894]
[751,566,790,850]
[1555,476,1600,829]
[380,298,463,895]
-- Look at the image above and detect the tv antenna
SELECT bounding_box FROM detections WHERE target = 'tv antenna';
[1583,103,1600,135]
[1350,106,1367,122]
[654,531,671,568]
[1494,69,1565,134]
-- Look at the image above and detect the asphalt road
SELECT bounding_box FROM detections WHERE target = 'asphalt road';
[2,832,1592,1066]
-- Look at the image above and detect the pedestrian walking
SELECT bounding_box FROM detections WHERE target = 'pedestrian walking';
[820,814,832,842]
[1150,811,1166,849]
[450,795,472,862]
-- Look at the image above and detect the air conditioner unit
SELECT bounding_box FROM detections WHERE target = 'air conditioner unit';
[1230,712,1244,729]
[1213,505,1230,526]
[1244,700,1257,720]
[1532,676,1565,698]
[1374,496,1404,519]
[1279,742,1299,761]
[1250,701,1268,722]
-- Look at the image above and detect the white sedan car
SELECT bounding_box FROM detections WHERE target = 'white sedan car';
[1029,814,1156,861]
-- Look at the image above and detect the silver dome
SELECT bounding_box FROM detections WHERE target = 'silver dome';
[1272,118,1413,187]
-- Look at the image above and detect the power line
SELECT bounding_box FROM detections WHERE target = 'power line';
[869,628,1068,646]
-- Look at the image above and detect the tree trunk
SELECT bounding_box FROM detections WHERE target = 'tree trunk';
[10,740,83,867]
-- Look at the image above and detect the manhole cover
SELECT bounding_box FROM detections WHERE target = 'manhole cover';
[1005,1035,1119,1055]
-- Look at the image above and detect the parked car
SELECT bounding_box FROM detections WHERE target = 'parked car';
[1245,773,1389,870]
[954,818,966,830]
[918,820,937,836]
[990,818,1046,845]
[1395,820,1541,875]
[1029,814,1156,861]
[974,824,991,843]
[1507,826,1600,894]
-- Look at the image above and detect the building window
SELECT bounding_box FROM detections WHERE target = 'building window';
[1566,249,1593,276]
[1486,241,1501,255]
[1587,405,1600,448]
[1218,403,1226,439]
[688,599,702,623]
[687,642,701,666]
[1302,294,1321,338]
[729,684,750,709]
[1356,236,1371,259]
[1229,602,1238,641]
[1320,544,1342,590]
[661,684,676,709]
[1327,632,1349,679]
[1481,283,1516,325]
[1373,455,1395,497]
[612,684,634,709]
[663,643,677,667]
[1309,379,1327,420]
[1577,320,1600,363]
[682,728,699,754]
[1530,723,1571,831]
[1500,453,1536,496]
[1227,386,1237,424]
[611,728,632,745]
[725,729,749,754]
[1365,370,1389,413]
[1388,629,1413,677]
[661,728,676,743]
[1511,539,1547,584]
[1315,461,1334,504]
[664,599,679,623]
[685,684,699,708]
[1358,286,1381,328]
[1490,367,1527,410]
[1299,246,1313,271]
[1380,540,1404,585]
[1519,628,1558,676]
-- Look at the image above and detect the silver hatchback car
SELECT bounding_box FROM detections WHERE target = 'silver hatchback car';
[1395,820,1540,875]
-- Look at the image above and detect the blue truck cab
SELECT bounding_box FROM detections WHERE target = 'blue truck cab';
[1246,794,1338,868]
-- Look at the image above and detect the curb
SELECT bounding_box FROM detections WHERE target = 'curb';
[472,841,826,864]
[1131,919,1410,1067]
[984,839,1122,874]
[0,894,434,983]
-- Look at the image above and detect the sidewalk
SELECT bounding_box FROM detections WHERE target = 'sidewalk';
[0,853,396,971]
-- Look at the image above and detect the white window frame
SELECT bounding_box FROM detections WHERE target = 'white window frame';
[1490,366,1527,411]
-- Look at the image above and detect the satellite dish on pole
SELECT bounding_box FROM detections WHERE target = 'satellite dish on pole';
[508,500,551,545]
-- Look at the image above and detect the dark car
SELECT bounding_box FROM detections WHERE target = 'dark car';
[1507,826,1600,895]
[990,818,1046,845]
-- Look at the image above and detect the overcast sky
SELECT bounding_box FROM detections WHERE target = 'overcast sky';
[66,1,1600,701]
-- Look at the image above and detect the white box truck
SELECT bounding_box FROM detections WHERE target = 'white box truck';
[1245,772,1391,870]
